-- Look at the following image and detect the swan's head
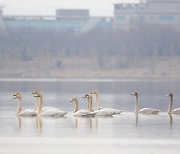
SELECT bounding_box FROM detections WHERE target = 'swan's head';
[82,94,91,99]
[131,92,138,96]
[13,92,21,99]
[34,93,41,98]
[90,90,98,95]
[32,91,40,95]
[166,93,173,97]
[70,97,78,102]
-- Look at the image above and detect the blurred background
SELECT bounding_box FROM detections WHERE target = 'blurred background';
[0,0,180,79]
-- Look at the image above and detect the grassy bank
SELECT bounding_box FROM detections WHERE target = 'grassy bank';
[0,56,180,79]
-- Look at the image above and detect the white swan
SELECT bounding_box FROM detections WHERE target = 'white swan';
[166,93,180,115]
[34,93,67,116]
[90,90,123,114]
[32,91,56,111]
[13,92,37,116]
[83,94,116,116]
[82,94,93,112]
[131,92,160,114]
[69,97,95,116]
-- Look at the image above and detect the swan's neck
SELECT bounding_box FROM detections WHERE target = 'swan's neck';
[74,99,78,113]
[168,96,173,114]
[38,95,43,114]
[134,96,139,114]
[33,97,39,111]
[88,97,93,112]
[95,93,99,111]
[16,98,22,115]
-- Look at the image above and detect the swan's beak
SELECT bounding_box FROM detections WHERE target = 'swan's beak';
[13,94,17,99]
[70,100,73,102]
[82,94,88,99]
[131,93,134,95]
[166,94,170,97]
[34,94,39,97]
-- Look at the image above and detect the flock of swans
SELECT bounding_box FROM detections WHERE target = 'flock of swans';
[13,90,180,117]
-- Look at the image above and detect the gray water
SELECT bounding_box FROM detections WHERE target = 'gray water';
[0,79,180,154]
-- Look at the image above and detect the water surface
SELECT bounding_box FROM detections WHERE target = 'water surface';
[0,79,180,153]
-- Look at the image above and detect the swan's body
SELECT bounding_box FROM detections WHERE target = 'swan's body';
[171,108,180,114]
[94,108,116,116]
[139,108,160,114]
[32,91,63,114]
[83,94,117,116]
[73,110,95,116]
[70,97,95,116]
[34,93,67,116]
[13,92,37,116]
[42,107,57,112]
[90,90,123,115]
[131,92,160,114]
[40,108,67,116]
[166,93,180,115]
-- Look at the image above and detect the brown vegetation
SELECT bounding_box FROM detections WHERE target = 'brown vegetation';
[0,25,180,78]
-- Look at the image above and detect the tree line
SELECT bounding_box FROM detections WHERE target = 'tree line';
[0,24,180,61]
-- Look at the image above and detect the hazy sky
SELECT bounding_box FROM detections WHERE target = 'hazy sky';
[0,0,139,16]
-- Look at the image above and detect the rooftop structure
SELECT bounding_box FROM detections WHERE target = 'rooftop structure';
[56,9,89,19]
[2,9,112,32]
[2,1,180,32]
[113,0,180,29]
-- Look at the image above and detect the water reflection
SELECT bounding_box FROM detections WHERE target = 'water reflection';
[73,116,78,128]
[36,115,43,132]
[1,79,180,139]
[16,115,43,131]
[73,116,94,130]
[168,113,173,129]
[11,112,179,139]
[16,115,22,130]
[135,113,138,128]
[95,117,98,129]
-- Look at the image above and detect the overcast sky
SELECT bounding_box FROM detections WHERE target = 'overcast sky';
[0,0,139,16]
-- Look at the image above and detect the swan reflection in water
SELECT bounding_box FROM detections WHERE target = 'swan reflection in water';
[16,115,22,130]
[134,113,173,129]
[36,115,43,132]
[168,113,173,130]
[16,115,43,131]
[73,116,94,130]
[135,113,138,128]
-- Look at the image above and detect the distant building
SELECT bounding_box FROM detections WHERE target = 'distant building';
[3,0,180,32]
[113,0,180,30]
[2,9,112,32]
[56,9,89,19]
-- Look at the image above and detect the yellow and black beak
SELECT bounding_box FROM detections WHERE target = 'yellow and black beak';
[82,94,89,98]
[13,94,17,99]
[34,94,39,98]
